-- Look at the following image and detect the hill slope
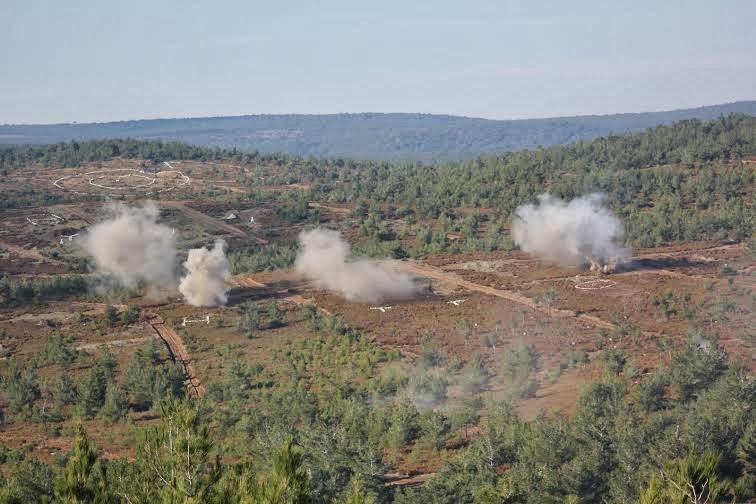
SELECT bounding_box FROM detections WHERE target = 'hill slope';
[1,101,755,161]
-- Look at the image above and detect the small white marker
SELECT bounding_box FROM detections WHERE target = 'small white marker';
[183,315,211,327]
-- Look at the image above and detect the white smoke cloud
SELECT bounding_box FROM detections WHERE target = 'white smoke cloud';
[295,228,418,303]
[81,201,176,288]
[512,193,630,271]
[179,240,231,307]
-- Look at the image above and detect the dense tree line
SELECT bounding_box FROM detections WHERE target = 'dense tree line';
[0,138,267,172]
[0,275,93,307]
[302,114,755,247]
[228,243,299,274]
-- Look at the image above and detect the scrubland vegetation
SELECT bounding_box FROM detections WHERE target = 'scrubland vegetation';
[0,115,753,502]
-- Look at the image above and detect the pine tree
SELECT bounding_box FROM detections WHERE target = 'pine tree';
[338,477,377,504]
[104,305,119,326]
[736,423,756,474]
[122,304,140,325]
[252,440,312,504]
[76,366,107,419]
[100,385,129,424]
[639,451,731,504]
[98,348,118,383]
[52,371,78,406]
[3,358,40,415]
[53,424,109,503]
[135,400,219,503]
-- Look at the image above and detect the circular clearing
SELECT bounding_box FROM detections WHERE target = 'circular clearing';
[575,279,617,290]
[54,167,190,196]
[88,170,156,190]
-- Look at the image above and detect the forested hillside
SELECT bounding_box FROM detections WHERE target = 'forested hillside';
[0,115,754,503]
[2,114,754,248]
[1,101,755,160]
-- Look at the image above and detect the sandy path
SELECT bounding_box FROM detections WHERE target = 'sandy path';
[308,201,351,214]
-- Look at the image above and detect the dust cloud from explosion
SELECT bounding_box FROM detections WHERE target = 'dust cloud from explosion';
[512,193,630,271]
[179,240,231,307]
[295,228,417,303]
[81,201,176,289]
[81,202,230,306]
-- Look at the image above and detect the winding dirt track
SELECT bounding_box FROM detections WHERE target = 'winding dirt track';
[398,261,615,330]
[161,201,268,244]
[147,314,206,397]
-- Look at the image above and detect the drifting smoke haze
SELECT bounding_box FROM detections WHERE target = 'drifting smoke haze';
[512,193,630,270]
[81,201,176,288]
[295,229,418,303]
[179,240,231,307]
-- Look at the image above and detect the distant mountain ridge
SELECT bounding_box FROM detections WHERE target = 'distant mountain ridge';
[2,101,755,161]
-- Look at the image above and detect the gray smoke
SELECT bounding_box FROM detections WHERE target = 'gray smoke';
[295,228,417,303]
[512,193,630,271]
[179,240,231,307]
[81,201,176,288]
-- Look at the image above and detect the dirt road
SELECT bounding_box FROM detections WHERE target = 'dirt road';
[161,200,268,244]
[308,201,351,214]
[147,314,206,397]
[399,261,615,331]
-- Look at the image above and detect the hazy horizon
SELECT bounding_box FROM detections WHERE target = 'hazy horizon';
[3,99,755,127]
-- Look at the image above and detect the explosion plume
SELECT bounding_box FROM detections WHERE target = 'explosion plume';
[81,201,176,288]
[179,240,231,307]
[295,229,417,303]
[511,193,629,272]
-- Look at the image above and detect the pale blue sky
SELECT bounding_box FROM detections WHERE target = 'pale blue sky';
[1,0,754,123]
